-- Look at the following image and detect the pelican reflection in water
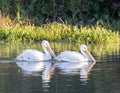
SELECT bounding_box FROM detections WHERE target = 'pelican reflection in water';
[16,60,55,92]
[16,40,56,61]
[55,61,96,82]
[16,61,55,83]
[55,44,96,62]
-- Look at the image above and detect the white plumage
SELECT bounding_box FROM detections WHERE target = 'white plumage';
[55,44,95,62]
[16,40,56,61]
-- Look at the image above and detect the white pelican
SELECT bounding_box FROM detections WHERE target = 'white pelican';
[55,44,96,62]
[16,40,56,61]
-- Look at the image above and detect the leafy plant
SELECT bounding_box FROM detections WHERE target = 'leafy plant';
[0,22,119,43]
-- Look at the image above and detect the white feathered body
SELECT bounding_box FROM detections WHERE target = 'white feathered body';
[16,49,52,61]
[55,51,90,62]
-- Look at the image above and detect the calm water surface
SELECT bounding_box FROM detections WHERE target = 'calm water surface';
[0,42,120,93]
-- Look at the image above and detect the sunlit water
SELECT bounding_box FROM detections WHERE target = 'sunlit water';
[0,42,119,93]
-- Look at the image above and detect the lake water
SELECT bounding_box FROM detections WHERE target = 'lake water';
[0,42,120,93]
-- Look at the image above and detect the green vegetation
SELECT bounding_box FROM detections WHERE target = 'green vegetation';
[0,0,119,43]
[0,0,120,25]
[0,21,119,43]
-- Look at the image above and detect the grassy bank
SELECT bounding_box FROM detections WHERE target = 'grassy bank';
[0,22,119,43]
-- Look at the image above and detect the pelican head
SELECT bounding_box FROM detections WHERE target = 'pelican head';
[42,40,56,58]
[80,44,96,62]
